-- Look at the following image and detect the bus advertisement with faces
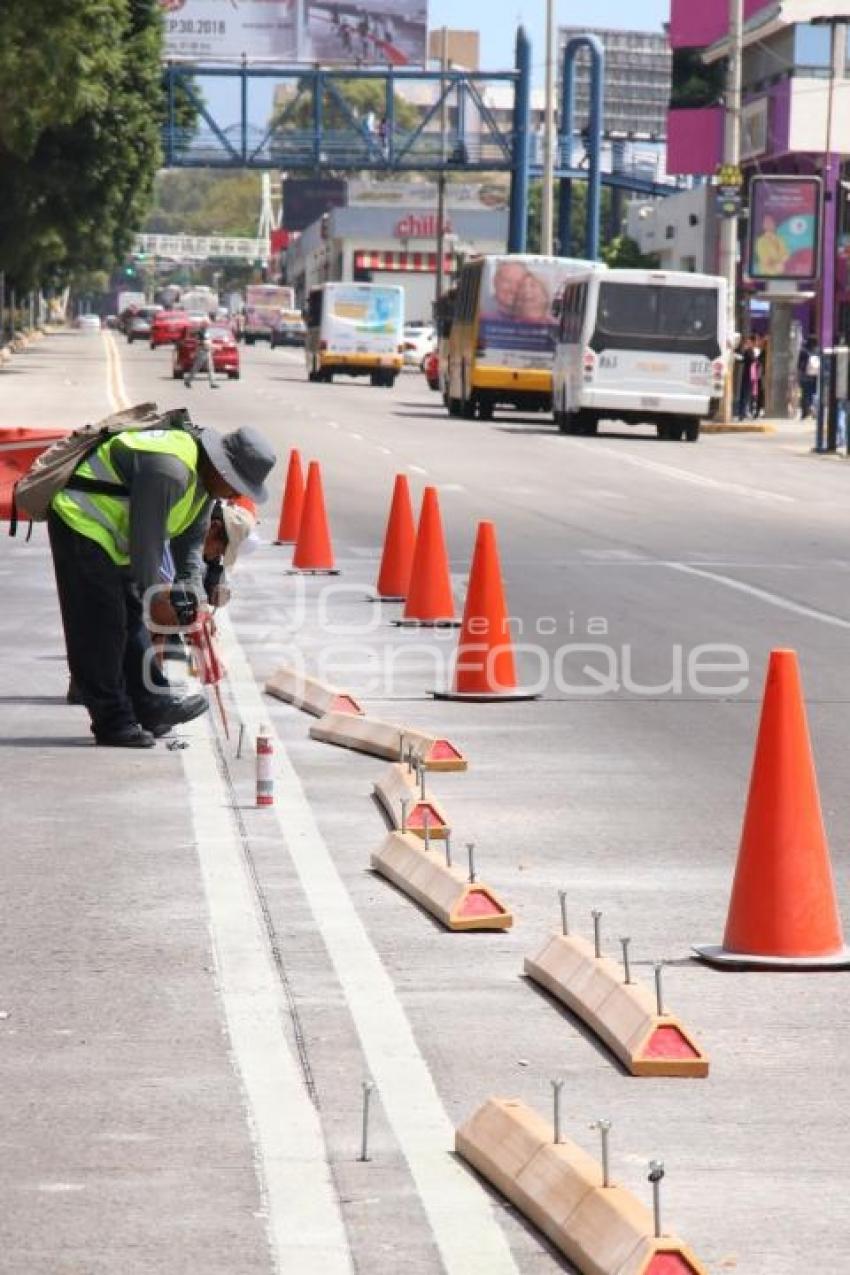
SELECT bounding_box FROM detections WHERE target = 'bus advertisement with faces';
[477,256,589,368]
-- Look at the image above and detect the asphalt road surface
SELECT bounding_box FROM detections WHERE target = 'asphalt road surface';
[2,329,850,1274]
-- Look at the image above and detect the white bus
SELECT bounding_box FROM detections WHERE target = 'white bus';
[552,268,727,442]
[305,282,404,387]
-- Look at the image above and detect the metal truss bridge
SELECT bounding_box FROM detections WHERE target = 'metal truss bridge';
[162,29,679,255]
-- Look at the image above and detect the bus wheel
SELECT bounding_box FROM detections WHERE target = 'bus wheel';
[370,371,381,386]
[461,399,476,419]
[657,421,672,440]
[577,412,598,436]
[448,398,461,417]
[684,419,700,442]
[478,398,494,421]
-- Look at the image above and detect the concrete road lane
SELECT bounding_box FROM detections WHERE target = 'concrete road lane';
[2,330,850,1274]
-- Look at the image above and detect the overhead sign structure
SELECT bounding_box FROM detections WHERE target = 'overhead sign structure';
[747,175,822,283]
[133,233,268,261]
[159,0,429,67]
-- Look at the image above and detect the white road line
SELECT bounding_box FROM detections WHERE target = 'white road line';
[216,612,520,1275]
[407,463,428,475]
[349,432,363,441]
[668,561,850,630]
[574,441,796,505]
[329,421,340,430]
[106,344,352,1272]
[376,446,392,455]
[181,718,353,1275]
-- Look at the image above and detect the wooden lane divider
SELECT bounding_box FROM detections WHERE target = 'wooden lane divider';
[265,665,363,719]
[373,762,450,841]
[309,710,468,772]
[371,832,512,932]
[456,1098,708,1275]
[525,905,708,1079]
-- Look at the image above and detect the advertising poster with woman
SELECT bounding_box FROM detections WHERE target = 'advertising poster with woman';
[747,176,821,282]
[477,256,586,369]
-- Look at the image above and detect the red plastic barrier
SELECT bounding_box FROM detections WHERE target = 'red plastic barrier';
[0,428,70,521]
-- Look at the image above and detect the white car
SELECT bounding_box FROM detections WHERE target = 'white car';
[402,324,435,369]
[75,314,101,332]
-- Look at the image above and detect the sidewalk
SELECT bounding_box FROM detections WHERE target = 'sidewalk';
[0,339,275,1272]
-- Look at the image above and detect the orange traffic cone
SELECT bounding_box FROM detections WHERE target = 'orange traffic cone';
[396,486,457,626]
[274,448,305,544]
[694,649,850,969]
[290,461,338,574]
[376,474,416,601]
[434,521,539,701]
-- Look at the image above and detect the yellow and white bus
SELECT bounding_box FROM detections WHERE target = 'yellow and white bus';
[304,282,404,387]
[445,254,592,420]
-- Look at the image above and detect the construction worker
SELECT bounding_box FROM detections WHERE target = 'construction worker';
[48,424,276,747]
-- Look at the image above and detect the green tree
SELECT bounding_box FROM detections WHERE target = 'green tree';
[526,180,613,258]
[284,77,419,134]
[0,0,165,290]
[145,170,263,238]
[602,235,660,269]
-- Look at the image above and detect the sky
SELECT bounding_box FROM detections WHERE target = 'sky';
[427,0,670,81]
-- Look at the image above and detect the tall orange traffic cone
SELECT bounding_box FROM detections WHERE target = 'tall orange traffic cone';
[694,649,850,969]
[434,521,539,701]
[396,486,457,626]
[290,461,338,575]
[376,474,415,601]
[274,448,305,544]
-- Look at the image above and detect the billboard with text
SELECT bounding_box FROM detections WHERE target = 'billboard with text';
[159,1,428,67]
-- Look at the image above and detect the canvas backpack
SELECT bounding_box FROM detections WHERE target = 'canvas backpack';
[10,402,197,534]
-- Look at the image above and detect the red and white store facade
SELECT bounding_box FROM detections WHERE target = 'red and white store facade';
[285,204,508,321]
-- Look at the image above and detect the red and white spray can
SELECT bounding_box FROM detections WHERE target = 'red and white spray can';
[256,726,274,807]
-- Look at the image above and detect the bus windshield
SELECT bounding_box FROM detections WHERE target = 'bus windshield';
[593,283,720,358]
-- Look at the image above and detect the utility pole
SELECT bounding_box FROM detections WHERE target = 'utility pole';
[541,0,557,255]
[718,0,743,420]
[435,26,450,305]
[814,17,845,451]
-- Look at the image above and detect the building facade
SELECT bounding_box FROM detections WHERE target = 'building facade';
[558,26,672,140]
[626,186,720,274]
[284,201,508,322]
[667,0,850,413]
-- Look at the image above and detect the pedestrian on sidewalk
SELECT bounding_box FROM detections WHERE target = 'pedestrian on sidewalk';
[751,334,766,418]
[48,424,276,747]
[735,335,756,420]
[797,335,820,420]
[184,323,218,389]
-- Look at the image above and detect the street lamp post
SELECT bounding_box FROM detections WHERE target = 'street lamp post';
[813,18,846,452]
[541,0,557,255]
[435,26,450,306]
[719,0,743,422]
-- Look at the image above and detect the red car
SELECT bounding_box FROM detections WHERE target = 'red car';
[172,326,240,380]
[423,349,440,392]
[150,309,192,348]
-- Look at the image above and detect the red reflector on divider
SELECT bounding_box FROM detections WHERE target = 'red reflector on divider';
[645,1253,700,1274]
[456,890,504,919]
[407,802,445,831]
[427,740,462,762]
[330,694,361,716]
[642,1026,701,1061]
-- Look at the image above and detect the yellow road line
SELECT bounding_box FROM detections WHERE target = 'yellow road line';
[103,330,130,412]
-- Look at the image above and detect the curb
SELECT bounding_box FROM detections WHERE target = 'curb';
[701,420,776,434]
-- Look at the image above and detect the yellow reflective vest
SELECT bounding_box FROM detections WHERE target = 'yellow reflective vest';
[51,429,208,567]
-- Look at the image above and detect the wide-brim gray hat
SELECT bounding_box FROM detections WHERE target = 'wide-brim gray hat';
[199,426,276,504]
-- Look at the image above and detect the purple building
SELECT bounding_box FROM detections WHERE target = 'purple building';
[667,1,850,348]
